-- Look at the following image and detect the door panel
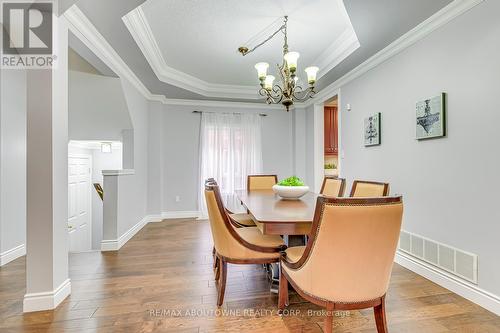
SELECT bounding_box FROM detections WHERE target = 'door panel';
[68,155,91,252]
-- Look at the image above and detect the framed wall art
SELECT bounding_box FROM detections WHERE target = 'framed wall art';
[364,112,381,146]
[416,93,446,140]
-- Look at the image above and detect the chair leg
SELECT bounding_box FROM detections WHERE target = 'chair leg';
[374,296,388,333]
[324,304,334,333]
[278,269,289,313]
[214,256,221,281]
[217,259,227,307]
[213,251,219,271]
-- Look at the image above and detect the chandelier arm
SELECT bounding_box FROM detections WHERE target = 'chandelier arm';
[292,86,315,101]
[259,87,279,104]
[271,85,284,103]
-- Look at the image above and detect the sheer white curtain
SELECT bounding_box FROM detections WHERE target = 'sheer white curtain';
[198,112,263,216]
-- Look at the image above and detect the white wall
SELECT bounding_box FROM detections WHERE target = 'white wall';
[69,70,132,141]
[338,0,500,297]
[0,69,27,262]
[147,103,294,214]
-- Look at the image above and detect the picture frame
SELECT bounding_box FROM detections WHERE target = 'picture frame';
[416,93,446,140]
[364,112,381,146]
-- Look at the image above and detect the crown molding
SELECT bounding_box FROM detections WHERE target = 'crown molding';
[315,27,360,80]
[305,0,485,107]
[64,6,156,101]
[122,7,259,100]
[122,5,359,100]
[157,97,286,110]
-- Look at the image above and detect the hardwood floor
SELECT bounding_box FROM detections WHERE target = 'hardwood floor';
[1,218,499,332]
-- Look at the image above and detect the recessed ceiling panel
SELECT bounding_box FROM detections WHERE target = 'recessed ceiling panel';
[138,0,356,87]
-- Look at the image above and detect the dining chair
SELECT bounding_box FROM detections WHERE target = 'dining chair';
[279,196,403,333]
[204,178,255,227]
[205,183,286,306]
[350,180,389,197]
[320,176,346,197]
[247,174,278,190]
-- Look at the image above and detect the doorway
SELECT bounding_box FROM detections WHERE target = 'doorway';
[68,154,92,252]
[68,140,123,252]
[324,96,339,178]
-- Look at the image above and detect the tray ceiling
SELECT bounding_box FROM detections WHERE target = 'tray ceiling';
[123,0,359,99]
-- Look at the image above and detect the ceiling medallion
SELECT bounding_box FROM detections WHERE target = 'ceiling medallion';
[238,16,318,112]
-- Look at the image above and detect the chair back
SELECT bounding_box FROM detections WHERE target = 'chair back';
[247,175,278,190]
[350,180,389,197]
[320,177,346,197]
[294,196,403,303]
[205,182,274,259]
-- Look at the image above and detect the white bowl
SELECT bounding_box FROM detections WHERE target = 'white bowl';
[272,184,309,200]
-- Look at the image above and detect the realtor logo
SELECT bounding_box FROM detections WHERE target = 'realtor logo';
[1,1,55,68]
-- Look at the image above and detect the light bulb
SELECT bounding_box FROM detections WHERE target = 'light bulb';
[284,52,300,72]
[304,66,319,85]
[254,62,269,80]
[264,75,275,90]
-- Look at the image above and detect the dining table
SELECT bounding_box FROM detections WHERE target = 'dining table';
[234,189,318,236]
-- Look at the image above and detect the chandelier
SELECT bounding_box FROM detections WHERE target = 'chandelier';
[238,16,319,112]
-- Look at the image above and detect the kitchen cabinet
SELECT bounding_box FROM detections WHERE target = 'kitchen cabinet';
[324,106,338,155]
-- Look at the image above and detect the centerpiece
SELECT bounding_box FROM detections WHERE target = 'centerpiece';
[272,176,309,200]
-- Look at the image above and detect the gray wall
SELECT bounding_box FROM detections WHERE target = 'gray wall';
[0,69,27,256]
[147,103,294,213]
[69,70,132,141]
[115,79,149,236]
[339,0,500,296]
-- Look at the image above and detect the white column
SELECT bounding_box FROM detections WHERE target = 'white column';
[23,15,70,312]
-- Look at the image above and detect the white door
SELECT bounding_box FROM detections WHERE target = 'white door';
[68,155,92,252]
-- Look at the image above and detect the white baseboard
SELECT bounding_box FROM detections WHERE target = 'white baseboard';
[160,211,201,219]
[23,278,71,313]
[101,215,149,251]
[100,212,200,251]
[395,251,500,316]
[0,244,26,266]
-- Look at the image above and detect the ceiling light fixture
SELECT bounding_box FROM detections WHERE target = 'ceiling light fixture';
[238,16,318,112]
[101,142,112,153]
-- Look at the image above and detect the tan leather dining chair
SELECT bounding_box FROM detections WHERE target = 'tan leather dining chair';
[205,178,255,227]
[205,183,286,306]
[247,174,278,190]
[320,176,346,197]
[350,180,389,197]
[279,196,403,333]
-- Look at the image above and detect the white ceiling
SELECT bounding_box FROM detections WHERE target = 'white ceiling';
[124,0,358,98]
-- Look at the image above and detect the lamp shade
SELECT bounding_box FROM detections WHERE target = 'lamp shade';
[254,62,269,80]
[304,66,319,84]
[264,75,275,90]
[284,52,300,72]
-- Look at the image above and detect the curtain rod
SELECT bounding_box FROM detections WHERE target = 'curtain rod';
[192,110,267,117]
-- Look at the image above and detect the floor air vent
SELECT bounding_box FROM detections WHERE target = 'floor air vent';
[398,231,478,284]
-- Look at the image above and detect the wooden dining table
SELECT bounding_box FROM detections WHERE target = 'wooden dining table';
[235,189,319,236]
